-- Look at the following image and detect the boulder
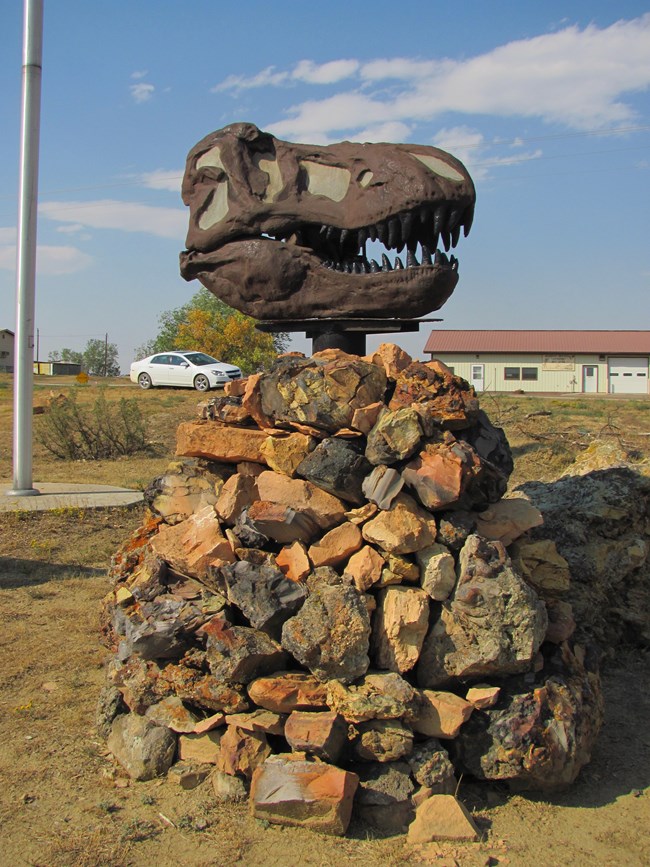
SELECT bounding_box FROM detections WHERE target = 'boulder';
[260,432,316,478]
[275,541,311,583]
[202,618,288,684]
[327,672,419,723]
[145,459,231,525]
[411,690,474,738]
[362,493,436,555]
[217,726,272,779]
[178,730,223,764]
[219,560,307,637]
[416,543,457,601]
[281,579,370,683]
[176,420,269,464]
[308,522,363,568]
[215,473,259,525]
[247,672,329,713]
[284,711,348,763]
[407,738,457,792]
[250,755,359,836]
[474,496,544,547]
[389,361,479,431]
[407,795,480,843]
[416,535,548,687]
[352,719,414,763]
[150,505,235,581]
[453,643,604,791]
[344,545,385,592]
[296,438,372,504]
[371,586,430,674]
[255,471,346,531]
[365,408,423,466]
[107,714,176,781]
[362,465,404,510]
[353,761,415,835]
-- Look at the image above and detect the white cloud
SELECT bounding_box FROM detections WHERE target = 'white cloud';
[138,169,184,192]
[212,66,289,92]
[55,223,85,234]
[131,70,148,80]
[266,15,650,140]
[0,244,92,275]
[292,59,359,84]
[130,82,155,103]
[40,200,187,240]
[432,126,543,180]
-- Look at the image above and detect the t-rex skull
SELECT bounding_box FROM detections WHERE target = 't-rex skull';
[179,122,476,320]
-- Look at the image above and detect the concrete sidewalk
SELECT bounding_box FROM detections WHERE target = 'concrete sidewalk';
[0,482,143,512]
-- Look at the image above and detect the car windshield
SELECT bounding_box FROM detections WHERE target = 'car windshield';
[182,352,219,366]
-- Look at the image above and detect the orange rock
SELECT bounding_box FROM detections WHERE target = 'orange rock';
[363,343,413,380]
[361,493,436,554]
[224,709,286,735]
[308,522,363,568]
[224,377,248,397]
[215,473,259,525]
[178,730,223,764]
[465,685,501,710]
[250,756,359,836]
[372,586,430,673]
[217,725,271,779]
[474,497,544,546]
[344,545,385,592]
[284,710,348,762]
[351,402,384,435]
[241,373,274,429]
[150,505,236,580]
[247,501,320,544]
[176,420,269,464]
[247,672,329,713]
[275,541,311,583]
[407,794,479,843]
[255,471,346,531]
[412,690,474,738]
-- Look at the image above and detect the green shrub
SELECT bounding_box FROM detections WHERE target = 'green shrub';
[35,390,150,460]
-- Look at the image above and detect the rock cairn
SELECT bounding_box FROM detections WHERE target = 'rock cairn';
[100,344,603,839]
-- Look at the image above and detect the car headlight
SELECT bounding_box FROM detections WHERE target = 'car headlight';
[211,369,225,376]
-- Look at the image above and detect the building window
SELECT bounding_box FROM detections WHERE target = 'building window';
[522,367,538,381]
[447,366,455,374]
[504,367,520,380]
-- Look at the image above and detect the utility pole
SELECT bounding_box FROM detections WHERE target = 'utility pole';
[8,0,43,497]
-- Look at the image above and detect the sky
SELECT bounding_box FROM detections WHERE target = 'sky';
[1,1,649,370]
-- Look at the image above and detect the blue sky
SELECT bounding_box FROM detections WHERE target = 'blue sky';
[1,1,649,368]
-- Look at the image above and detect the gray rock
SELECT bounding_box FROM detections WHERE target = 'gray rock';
[353,719,414,762]
[107,713,176,781]
[204,620,288,684]
[408,738,456,791]
[416,534,548,687]
[220,560,306,638]
[517,467,650,650]
[296,438,372,504]
[436,510,477,552]
[96,683,126,738]
[452,643,604,791]
[353,761,415,835]
[365,408,423,466]
[281,580,370,683]
[145,458,233,525]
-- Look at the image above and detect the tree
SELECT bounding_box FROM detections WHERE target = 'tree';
[135,289,289,374]
[48,339,120,376]
[48,347,83,365]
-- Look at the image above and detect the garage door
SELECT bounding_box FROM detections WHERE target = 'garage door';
[608,357,649,394]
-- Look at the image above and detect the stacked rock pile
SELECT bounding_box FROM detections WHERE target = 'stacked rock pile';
[100,344,603,839]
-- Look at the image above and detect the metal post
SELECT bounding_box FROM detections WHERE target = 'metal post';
[9,0,44,496]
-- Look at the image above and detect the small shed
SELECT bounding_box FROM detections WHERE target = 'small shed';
[423,330,650,395]
[34,361,83,376]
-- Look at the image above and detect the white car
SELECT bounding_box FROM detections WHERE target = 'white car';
[130,351,242,392]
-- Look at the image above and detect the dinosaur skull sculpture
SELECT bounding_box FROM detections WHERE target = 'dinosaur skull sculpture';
[179,122,476,320]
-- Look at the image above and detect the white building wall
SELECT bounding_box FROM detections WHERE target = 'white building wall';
[0,330,14,372]
[429,352,610,394]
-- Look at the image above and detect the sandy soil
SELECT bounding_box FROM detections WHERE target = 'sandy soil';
[0,506,648,867]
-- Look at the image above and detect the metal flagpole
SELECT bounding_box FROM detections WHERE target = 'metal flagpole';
[9,0,44,496]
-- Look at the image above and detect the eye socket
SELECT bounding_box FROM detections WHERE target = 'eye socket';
[357,169,374,188]
[196,166,227,184]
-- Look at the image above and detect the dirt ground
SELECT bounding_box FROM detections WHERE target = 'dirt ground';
[0,381,649,865]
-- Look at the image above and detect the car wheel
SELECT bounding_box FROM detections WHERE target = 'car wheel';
[138,372,153,390]
[194,374,211,392]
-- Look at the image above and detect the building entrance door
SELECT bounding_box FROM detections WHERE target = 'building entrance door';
[470,363,484,392]
[582,365,598,393]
